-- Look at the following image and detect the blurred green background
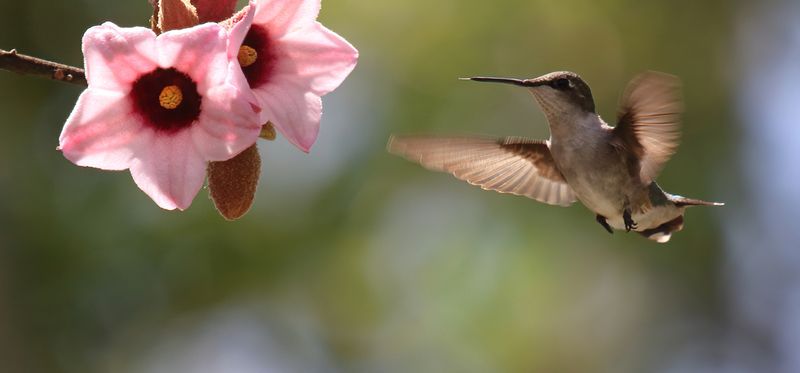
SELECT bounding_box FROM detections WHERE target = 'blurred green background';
[1,0,798,372]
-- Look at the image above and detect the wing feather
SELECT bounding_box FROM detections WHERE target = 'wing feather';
[614,71,683,182]
[387,135,577,206]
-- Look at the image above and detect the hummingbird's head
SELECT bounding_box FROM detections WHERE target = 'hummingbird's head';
[463,71,596,116]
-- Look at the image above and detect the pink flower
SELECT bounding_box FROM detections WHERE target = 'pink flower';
[229,0,358,152]
[59,22,261,210]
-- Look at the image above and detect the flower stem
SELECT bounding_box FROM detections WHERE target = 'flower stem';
[0,49,86,86]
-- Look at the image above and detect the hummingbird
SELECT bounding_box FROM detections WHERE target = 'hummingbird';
[387,71,723,243]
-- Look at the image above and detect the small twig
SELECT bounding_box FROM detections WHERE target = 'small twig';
[0,49,86,86]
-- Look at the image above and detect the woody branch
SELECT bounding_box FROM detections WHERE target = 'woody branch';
[0,49,87,86]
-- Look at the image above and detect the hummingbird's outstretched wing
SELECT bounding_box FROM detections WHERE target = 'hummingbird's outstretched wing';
[387,136,577,206]
[614,71,683,183]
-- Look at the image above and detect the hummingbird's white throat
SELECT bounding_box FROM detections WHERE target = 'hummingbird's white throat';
[529,87,581,118]
[529,86,603,142]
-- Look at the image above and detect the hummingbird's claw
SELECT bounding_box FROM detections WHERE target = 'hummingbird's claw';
[596,214,614,234]
[623,209,638,232]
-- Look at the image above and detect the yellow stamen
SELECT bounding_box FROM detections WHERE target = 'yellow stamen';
[159,85,183,109]
[238,45,258,67]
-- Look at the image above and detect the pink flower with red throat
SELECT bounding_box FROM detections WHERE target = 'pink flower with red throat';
[58,22,261,210]
[229,0,359,152]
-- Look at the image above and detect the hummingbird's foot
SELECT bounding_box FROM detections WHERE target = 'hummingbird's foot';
[623,209,638,232]
[596,214,613,234]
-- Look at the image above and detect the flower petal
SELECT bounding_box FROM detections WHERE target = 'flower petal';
[253,0,320,36]
[191,78,261,161]
[255,86,322,152]
[226,0,257,59]
[276,21,358,96]
[82,22,158,91]
[59,88,144,170]
[129,131,207,210]
[156,23,228,91]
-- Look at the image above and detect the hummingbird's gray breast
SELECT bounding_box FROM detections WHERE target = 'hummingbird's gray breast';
[547,115,684,232]
[548,115,635,219]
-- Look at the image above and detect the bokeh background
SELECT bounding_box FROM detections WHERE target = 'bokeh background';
[1,0,798,372]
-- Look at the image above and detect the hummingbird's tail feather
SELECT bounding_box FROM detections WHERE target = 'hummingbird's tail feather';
[668,195,725,207]
[638,215,685,243]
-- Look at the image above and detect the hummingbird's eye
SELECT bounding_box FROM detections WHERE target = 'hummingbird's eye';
[553,78,571,90]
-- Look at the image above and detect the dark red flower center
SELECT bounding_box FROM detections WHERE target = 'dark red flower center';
[130,68,202,134]
[239,25,277,88]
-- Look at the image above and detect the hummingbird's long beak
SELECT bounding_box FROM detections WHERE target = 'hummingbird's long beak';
[459,77,545,87]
